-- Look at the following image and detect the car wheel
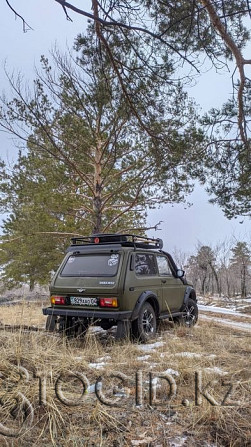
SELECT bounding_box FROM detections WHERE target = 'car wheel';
[179,298,198,327]
[132,302,157,342]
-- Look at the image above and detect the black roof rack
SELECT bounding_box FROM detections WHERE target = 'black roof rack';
[70,233,163,250]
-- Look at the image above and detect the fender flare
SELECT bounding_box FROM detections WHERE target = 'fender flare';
[130,291,160,321]
[183,286,197,305]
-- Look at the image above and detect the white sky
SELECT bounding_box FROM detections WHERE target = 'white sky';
[0,1,250,255]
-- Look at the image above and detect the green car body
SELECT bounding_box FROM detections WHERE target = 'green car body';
[43,234,198,341]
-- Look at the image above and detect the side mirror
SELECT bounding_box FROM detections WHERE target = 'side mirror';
[176,269,185,278]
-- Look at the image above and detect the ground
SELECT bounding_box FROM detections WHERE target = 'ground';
[0,291,250,446]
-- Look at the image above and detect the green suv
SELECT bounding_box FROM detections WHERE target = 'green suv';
[43,234,198,341]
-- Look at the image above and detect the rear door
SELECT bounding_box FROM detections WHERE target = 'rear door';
[51,251,123,309]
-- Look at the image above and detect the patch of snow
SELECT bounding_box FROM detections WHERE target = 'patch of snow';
[137,341,165,352]
[174,352,202,358]
[137,355,151,361]
[200,314,251,332]
[162,368,180,377]
[204,367,228,376]
[165,436,187,446]
[160,352,172,358]
[151,377,159,385]
[88,382,102,393]
[199,304,251,318]
[89,327,106,333]
[88,382,128,398]
[96,355,111,362]
[113,389,130,398]
[88,362,107,369]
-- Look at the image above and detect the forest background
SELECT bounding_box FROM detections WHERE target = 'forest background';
[0,0,250,295]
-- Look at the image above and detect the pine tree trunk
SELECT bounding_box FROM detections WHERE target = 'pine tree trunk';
[29,278,35,292]
[93,135,103,234]
[93,196,102,233]
[241,264,247,298]
[202,275,207,295]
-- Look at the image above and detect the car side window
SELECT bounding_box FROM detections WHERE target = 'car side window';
[135,253,157,276]
[156,256,172,276]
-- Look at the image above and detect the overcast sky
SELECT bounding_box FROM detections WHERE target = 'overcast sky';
[0,1,250,255]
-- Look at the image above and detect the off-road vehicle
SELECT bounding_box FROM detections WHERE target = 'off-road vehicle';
[43,234,198,341]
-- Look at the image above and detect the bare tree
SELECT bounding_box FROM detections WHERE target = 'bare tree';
[186,239,251,298]
[186,244,221,295]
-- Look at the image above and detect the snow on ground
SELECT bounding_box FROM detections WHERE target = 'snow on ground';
[198,304,251,318]
[174,352,202,358]
[137,341,165,352]
[198,296,251,332]
[137,355,152,361]
[162,368,180,376]
[88,362,108,369]
[200,314,251,332]
[203,367,228,376]
[96,355,111,362]
[197,295,251,310]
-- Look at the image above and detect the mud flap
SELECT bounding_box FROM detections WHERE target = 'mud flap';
[116,320,131,340]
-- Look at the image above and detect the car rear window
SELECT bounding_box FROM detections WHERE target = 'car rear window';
[60,254,120,277]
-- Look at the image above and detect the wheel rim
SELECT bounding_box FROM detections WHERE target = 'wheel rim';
[142,309,155,334]
[182,303,197,327]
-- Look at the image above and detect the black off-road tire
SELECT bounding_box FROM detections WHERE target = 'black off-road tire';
[132,302,157,342]
[178,298,198,327]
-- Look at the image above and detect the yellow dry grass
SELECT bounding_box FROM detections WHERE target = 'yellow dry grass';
[0,301,46,328]
[0,303,250,446]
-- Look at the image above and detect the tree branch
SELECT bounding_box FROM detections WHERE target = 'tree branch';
[200,0,251,150]
[5,0,33,32]
[1,231,85,244]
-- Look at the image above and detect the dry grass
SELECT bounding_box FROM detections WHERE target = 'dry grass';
[0,301,46,328]
[0,303,250,446]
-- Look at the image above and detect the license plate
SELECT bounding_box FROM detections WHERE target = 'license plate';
[70,297,98,306]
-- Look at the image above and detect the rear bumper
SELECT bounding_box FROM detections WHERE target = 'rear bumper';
[42,307,132,321]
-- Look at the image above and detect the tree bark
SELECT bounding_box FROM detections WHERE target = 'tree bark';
[93,136,103,234]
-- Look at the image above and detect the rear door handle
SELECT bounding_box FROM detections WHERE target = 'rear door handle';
[161,279,166,283]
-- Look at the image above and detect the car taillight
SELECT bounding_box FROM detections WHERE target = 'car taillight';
[99,298,118,308]
[51,296,66,305]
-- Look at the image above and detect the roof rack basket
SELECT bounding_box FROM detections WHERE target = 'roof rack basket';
[70,233,163,250]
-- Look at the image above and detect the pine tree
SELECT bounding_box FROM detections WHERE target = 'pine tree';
[229,242,251,298]
[0,29,203,287]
